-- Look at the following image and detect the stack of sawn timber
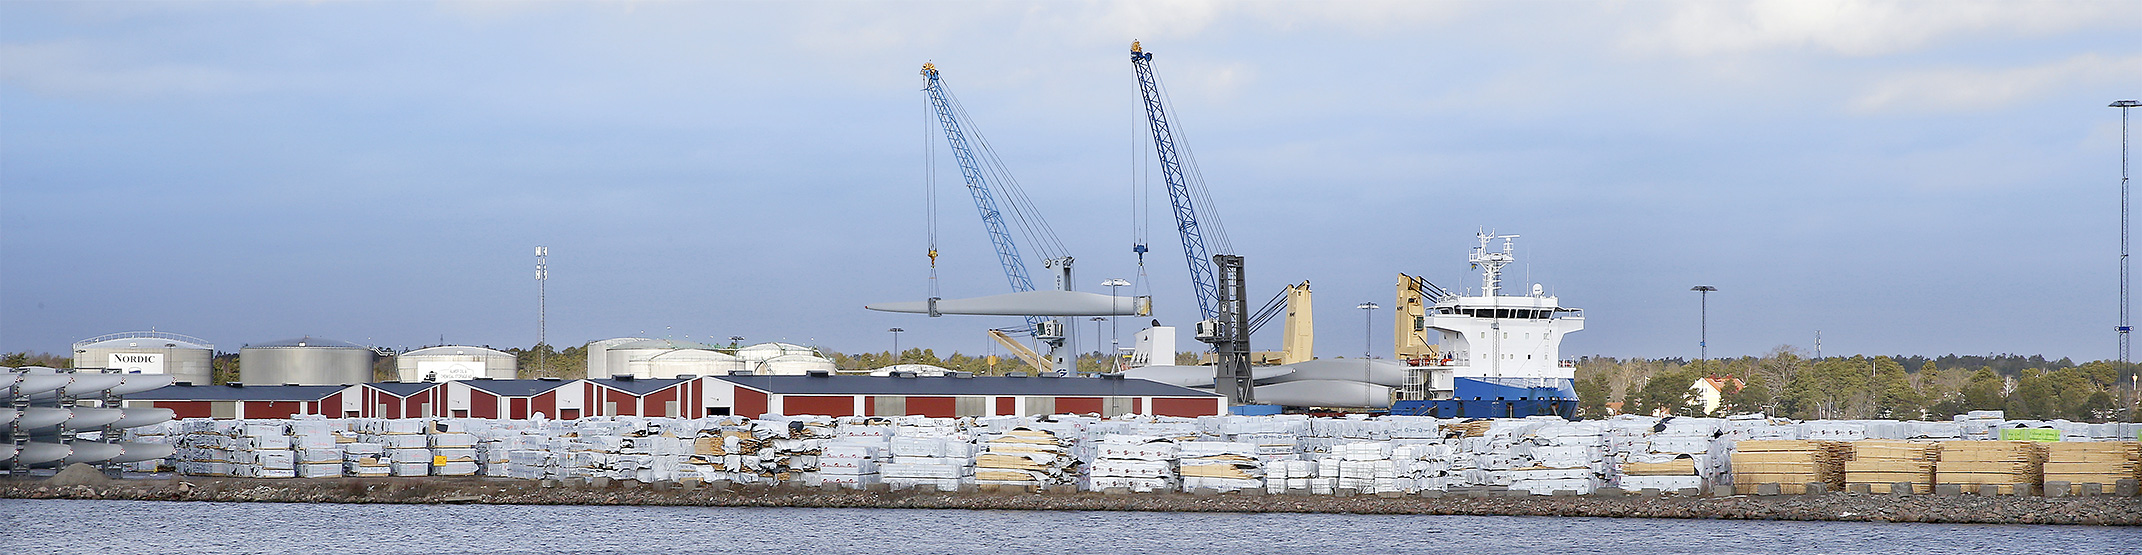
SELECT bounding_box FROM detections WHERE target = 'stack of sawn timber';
[1844,440,1939,494]
[1936,440,2044,494]
[2042,441,2140,495]
[1730,440,1846,494]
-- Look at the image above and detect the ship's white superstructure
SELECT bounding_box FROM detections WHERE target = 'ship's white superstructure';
[1403,233,1584,401]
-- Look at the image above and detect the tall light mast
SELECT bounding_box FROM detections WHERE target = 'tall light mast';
[535,245,549,374]
[2115,99,2138,366]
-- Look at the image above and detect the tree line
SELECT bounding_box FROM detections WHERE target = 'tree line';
[1576,347,2141,422]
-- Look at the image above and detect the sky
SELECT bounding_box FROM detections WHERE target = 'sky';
[3,1,2140,363]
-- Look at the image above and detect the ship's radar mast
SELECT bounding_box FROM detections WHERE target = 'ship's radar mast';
[1469,232,1519,297]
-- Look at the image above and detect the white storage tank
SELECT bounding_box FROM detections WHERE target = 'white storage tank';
[736,342,816,364]
[584,337,651,379]
[240,336,375,386]
[759,353,837,376]
[625,348,744,379]
[599,339,717,379]
[72,332,216,386]
[868,364,951,376]
[396,345,518,382]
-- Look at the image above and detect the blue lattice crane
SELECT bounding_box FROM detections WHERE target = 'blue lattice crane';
[920,63,1075,369]
[1130,42,1254,404]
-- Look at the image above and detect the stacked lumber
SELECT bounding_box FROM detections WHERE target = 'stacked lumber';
[1442,420,1492,438]
[1176,441,1264,492]
[1936,440,2044,494]
[1730,440,1847,494]
[2042,441,2140,492]
[1844,440,1939,494]
[973,427,1076,487]
[1621,458,1697,476]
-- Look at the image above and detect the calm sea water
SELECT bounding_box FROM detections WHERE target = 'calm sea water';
[1,499,2132,555]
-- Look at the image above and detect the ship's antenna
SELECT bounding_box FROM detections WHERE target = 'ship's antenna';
[1469,231,1520,296]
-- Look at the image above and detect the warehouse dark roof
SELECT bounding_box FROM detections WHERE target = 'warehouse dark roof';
[585,377,690,395]
[711,375,1219,397]
[461,379,574,397]
[365,382,444,397]
[126,384,347,402]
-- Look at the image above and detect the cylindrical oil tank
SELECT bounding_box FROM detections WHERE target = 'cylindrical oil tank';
[868,364,950,376]
[600,339,716,379]
[758,353,837,376]
[626,348,744,379]
[584,337,651,379]
[240,336,375,386]
[396,345,517,382]
[72,332,216,386]
[736,342,816,364]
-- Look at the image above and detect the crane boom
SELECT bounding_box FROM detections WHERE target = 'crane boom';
[1130,43,1221,321]
[1131,42,1252,404]
[987,329,1054,374]
[922,63,1046,332]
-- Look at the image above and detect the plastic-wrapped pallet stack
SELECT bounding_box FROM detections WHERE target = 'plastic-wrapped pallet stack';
[1731,440,1846,494]
[974,427,1075,489]
[2042,441,2141,494]
[429,427,480,476]
[819,441,883,488]
[1175,441,1263,492]
[1509,421,1606,495]
[1617,419,1721,493]
[1955,410,2005,441]
[1844,440,1939,494]
[355,419,433,477]
[245,421,297,478]
[173,419,232,477]
[1333,442,1399,494]
[1392,443,1455,493]
[344,441,389,477]
[684,418,757,484]
[289,418,344,478]
[1937,440,2045,494]
[880,433,975,491]
[744,416,834,485]
[1263,458,1318,494]
[1088,435,1176,492]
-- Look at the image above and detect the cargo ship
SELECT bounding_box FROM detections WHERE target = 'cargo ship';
[1389,233,1583,418]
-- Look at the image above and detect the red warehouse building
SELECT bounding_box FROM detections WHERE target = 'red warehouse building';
[444,378,577,420]
[581,377,702,418]
[353,382,446,418]
[703,373,1225,418]
[122,384,353,419]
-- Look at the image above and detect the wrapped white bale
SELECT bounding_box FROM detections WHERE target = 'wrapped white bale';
[881,462,973,479]
[432,461,479,476]
[295,447,342,464]
[254,434,293,450]
[820,459,879,474]
[1089,459,1172,478]
[1096,435,1178,460]
[387,448,433,463]
[257,450,296,470]
[391,461,429,476]
[429,433,478,448]
[1087,476,1172,492]
[432,448,478,462]
[297,462,343,478]
[1620,475,1705,491]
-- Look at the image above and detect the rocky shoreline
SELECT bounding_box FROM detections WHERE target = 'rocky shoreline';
[5,470,2138,526]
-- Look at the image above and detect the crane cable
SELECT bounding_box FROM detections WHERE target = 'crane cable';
[924,89,940,299]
